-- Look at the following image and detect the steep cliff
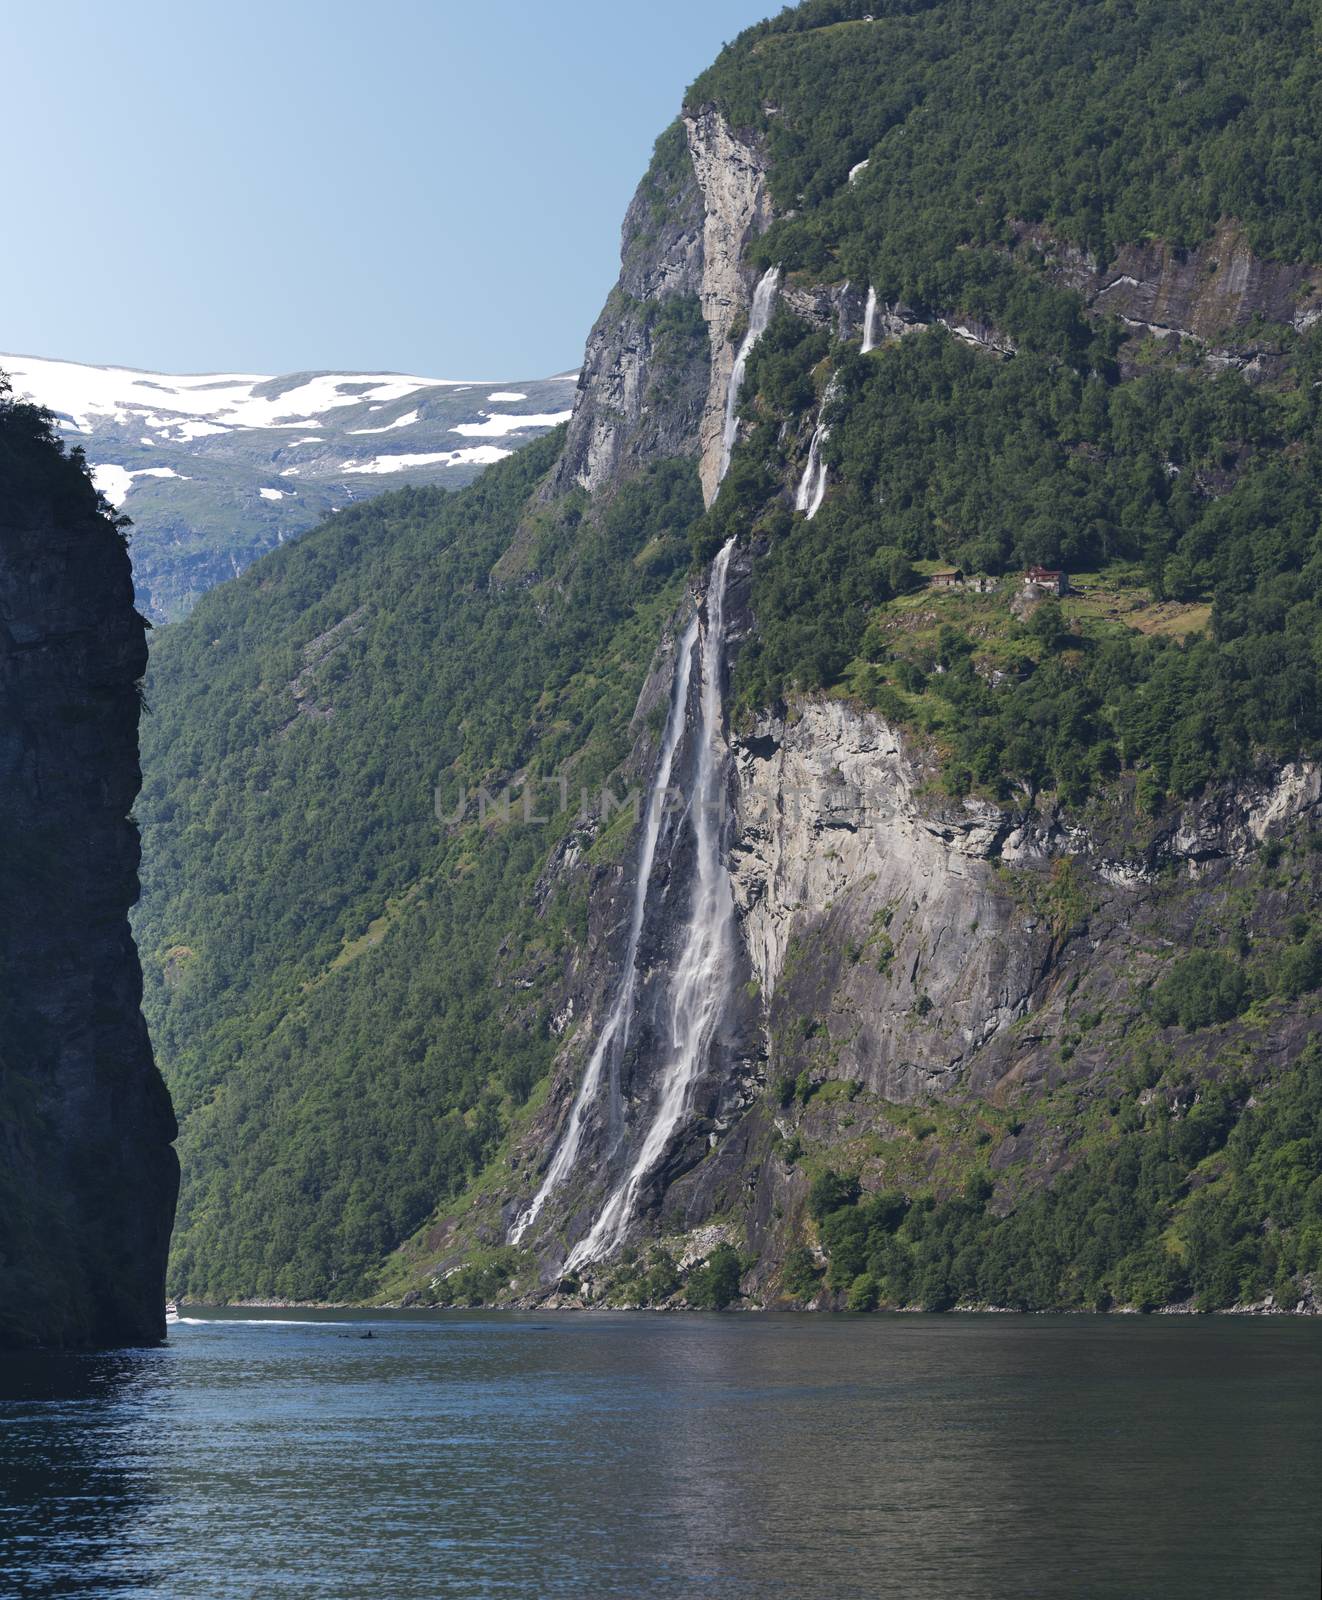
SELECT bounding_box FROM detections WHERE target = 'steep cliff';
[434,2,1322,1308]
[551,122,708,498]
[0,386,177,1347]
[137,0,1322,1315]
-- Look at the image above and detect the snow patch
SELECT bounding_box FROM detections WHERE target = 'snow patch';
[90,463,190,505]
[347,409,420,435]
[0,354,497,436]
[90,464,133,506]
[451,409,571,438]
[342,446,512,474]
[259,487,290,501]
[486,391,527,402]
[171,420,231,441]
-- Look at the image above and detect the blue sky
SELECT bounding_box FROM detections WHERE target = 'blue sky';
[2,0,772,379]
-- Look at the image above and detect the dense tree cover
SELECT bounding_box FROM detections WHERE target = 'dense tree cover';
[0,375,122,529]
[726,319,1322,806]
[138,436,701,1298]
[1149,951,1249,1031]
[685,1242,745,1309]
[691,0,1322,294]
[134,0,1322,1303]
[686,0,1322,807]
[808,1043,1322,1312]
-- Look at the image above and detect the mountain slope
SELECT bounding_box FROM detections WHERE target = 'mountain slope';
[137,435,701,1297]
[1,353,576,620]
[139,0,1322,1313]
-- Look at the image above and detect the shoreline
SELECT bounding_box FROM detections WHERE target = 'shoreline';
[177,1296,1321,1318]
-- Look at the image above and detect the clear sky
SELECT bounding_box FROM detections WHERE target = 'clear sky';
[2,0,772,380]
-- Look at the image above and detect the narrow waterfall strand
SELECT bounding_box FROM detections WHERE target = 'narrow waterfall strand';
[536,263,777,1260]
[718,266,781,483]
[794,375,837,520]
[566,537,739,1269]
[794,424,824,514]
[861,285,878,354]
[794,421,829,520]
[806,447,828,519]
[508,611,699,1243]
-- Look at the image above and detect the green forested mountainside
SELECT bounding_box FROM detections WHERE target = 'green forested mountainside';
[684,0,1322,810]
[727,321,1322,806]
[802,1041,1322,1314]
[691,0,1322,282]
[137,433,699,1297]
[135,0,1322,1306]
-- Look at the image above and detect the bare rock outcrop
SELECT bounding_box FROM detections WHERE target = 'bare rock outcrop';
[552,126,709,496]
[730,699,1322,1105]
[684,108,775,504]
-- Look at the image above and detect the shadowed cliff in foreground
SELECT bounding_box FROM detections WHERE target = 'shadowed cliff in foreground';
[0,380,177,1347]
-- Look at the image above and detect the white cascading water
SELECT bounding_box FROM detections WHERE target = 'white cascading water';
[718,265,782,482]
[515,264,778,1265]
[508,611,699,1244]
[565,536,739,1271]
[794,423,827,518]
[861,285,878,354]
[794,376,837,521]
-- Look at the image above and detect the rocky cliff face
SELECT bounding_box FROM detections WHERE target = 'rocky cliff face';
[492,661,1322,1298]
[683,108,775,504]
[552,111,777,506]
[1023,219,1322,350]
[730,700,1037,1101]
[0,397,177,1347]
[662,701,1322,1300]
[730,700,1322,1100]
[552,125,708,497]
[410,98,1322,1304]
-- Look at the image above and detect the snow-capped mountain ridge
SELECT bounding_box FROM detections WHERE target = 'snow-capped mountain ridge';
[1,352,577,620]
[2,353,573,438]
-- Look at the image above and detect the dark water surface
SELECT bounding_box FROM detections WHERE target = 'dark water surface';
[1,1309,1319,1598]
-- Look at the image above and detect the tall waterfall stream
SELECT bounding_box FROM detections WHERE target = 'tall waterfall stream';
[861,284,878,354]
[512,266,781,1265]
[794,377,837,521]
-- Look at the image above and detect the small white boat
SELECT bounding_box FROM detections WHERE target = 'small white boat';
[165,1300,180,1324]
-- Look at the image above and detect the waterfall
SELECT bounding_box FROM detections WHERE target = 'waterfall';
[861,285,878,354]
[794,423,825,517]
[514,264,778,1265]
[794,376,838,521]
[565,536,738,1272]
[718,265,781,482]
[508,611,699,1245]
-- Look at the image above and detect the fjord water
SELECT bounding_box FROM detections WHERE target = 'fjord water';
[2,1312,1318,1599]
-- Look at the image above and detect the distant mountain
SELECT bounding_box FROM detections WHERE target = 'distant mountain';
[0,353,577,620]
